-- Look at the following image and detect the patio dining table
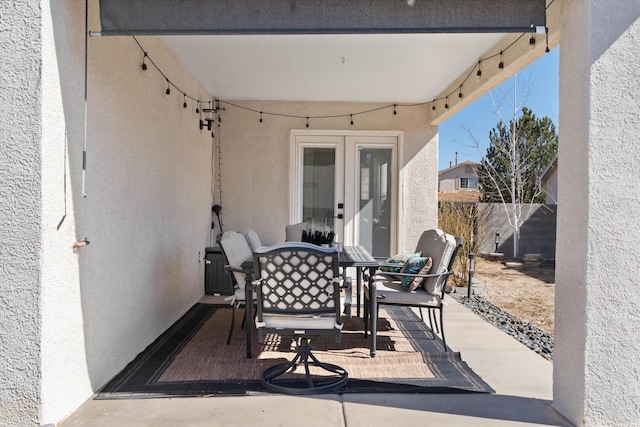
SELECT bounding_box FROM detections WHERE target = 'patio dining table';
[241,245,380,359]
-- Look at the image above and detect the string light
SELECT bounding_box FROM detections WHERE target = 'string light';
[131,17,551,127]
[545,29,550,53]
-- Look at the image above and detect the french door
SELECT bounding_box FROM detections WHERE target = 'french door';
[290,131,400,257]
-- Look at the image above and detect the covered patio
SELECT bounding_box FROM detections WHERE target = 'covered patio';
[3,0,640,426]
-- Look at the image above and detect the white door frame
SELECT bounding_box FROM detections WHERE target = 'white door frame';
[289,129,404,253]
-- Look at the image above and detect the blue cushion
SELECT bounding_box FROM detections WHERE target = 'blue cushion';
[400,255,428,290]
[379,252,420,273]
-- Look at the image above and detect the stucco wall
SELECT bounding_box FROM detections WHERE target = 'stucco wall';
[555,1,640,425]
[216,101,439,253]
[37,1,214,424]
[0,1,43,426]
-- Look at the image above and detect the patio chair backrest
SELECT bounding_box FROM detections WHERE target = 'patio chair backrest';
[285,222,306,242]
[243,229,263,252]
[253,242,340,316]
[220,230,253,290]
[414,229,459,296]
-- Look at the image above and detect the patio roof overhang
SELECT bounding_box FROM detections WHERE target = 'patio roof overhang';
[98,0,546,36]
[93,0,553,107]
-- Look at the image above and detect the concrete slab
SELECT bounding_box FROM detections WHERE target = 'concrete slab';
[59,395,344,427]
[342,394,570,427]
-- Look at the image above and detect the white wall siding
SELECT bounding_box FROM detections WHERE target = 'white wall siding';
[0,1,43,425]
[38,1,214,424]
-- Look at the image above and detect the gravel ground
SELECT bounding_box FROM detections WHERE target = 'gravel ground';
[451,293,554,361]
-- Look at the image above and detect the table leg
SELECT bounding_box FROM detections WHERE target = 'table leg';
[341,267,352,318]
[356,267,362,318]
[368,266,377,358]
[245,275,253,359]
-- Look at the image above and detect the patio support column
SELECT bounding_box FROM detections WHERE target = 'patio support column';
[554,1,640,425]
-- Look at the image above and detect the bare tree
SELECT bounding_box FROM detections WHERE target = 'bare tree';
[464,75,557,257]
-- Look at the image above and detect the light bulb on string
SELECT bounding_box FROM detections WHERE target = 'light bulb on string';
[165,79,171,95]
[141,52,148,71]
[350,114,354,126]
[306,117,309,128]
[444,96,449,109]
[431,99,436,115]
[183,94,187,108]
[476,61,482,80]
[458,86,463,98]
[529,34,536,48]
[498,51,504,69]
[545,30,550,53]
[393,104,397,115]
[259,112,263,123]
[196,100,200,114]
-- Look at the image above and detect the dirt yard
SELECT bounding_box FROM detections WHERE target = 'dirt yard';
[472,258,556,335]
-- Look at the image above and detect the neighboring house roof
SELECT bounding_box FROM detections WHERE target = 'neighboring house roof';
[538,154,558,185]
[438,160,480,176]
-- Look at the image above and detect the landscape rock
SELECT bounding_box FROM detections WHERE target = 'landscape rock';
[451,295,554,361]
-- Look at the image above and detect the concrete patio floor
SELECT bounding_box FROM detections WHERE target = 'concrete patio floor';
[58,297,572,427]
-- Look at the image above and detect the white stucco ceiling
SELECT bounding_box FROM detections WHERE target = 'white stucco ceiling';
[161,33,506,103]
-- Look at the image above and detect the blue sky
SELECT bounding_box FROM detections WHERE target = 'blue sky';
[438,47,559,170]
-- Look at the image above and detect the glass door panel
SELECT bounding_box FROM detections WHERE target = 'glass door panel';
[357,147,393,257]
[302,147,335,233]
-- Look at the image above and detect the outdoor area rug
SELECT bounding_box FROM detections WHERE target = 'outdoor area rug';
[96,303,493,399]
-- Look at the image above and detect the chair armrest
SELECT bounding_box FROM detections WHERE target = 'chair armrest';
[224,264,245,274]
[377,261,404,269]
[374,270,453,280]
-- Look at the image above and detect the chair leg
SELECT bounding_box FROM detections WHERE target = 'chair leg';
[439,306,447,352]
[226,302,236,345]
[429,308,440,334]
[240,305,246,330]
[427,308,435,333]
[261,338,348,395]
[363,292,369,337]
